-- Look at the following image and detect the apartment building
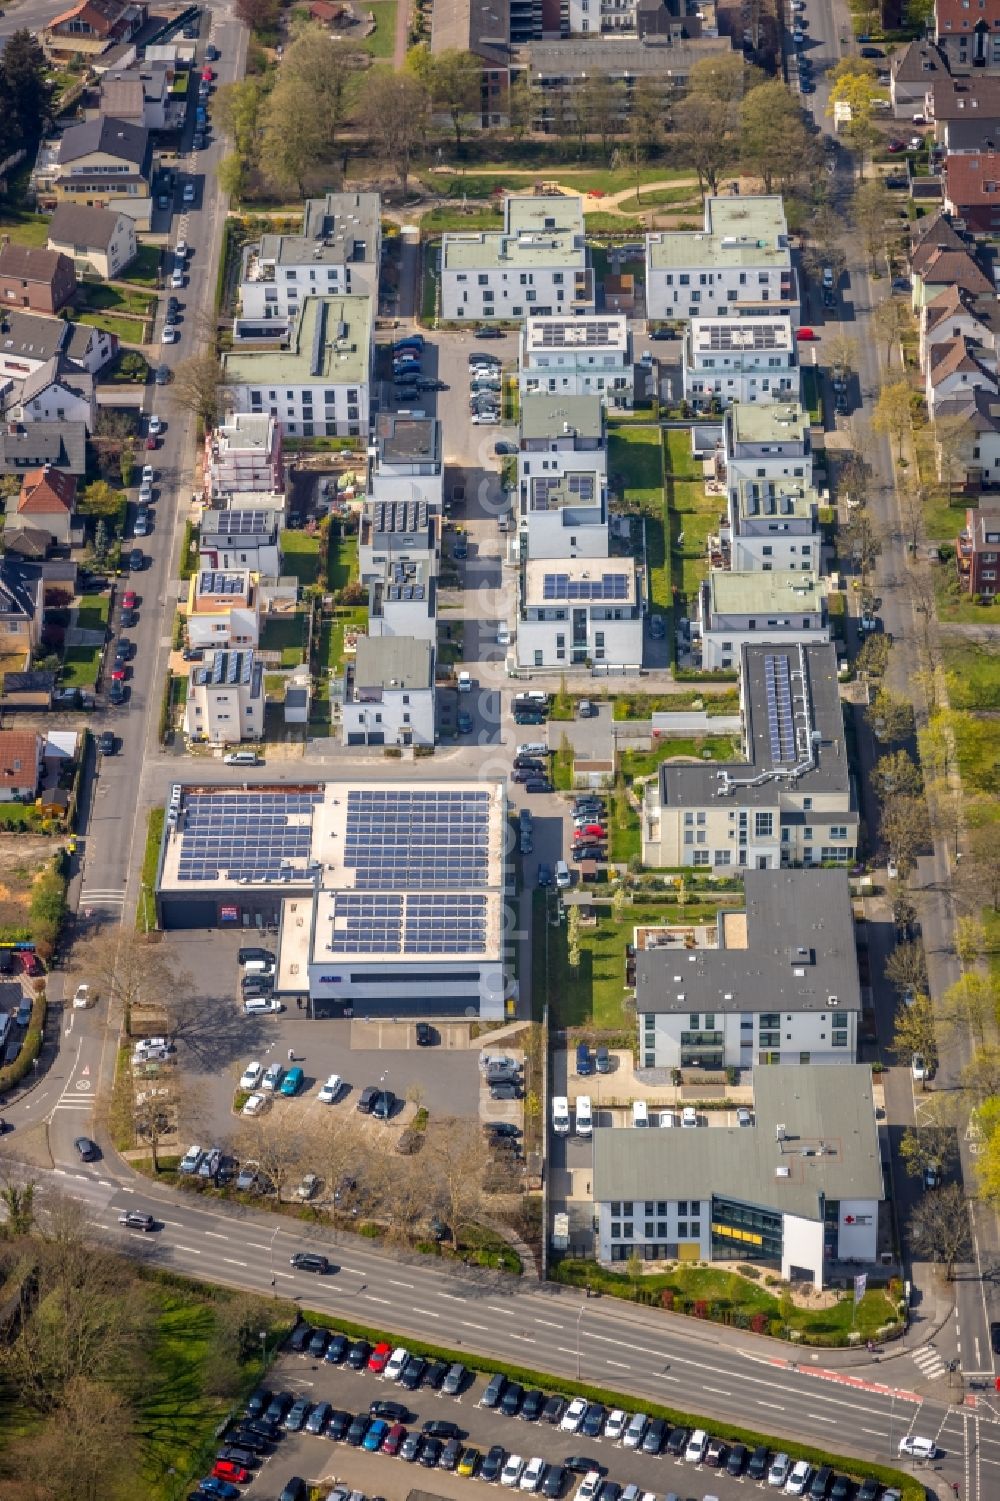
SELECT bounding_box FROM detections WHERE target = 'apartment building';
[367,556,437,646]
[592,1064,882,1288]
[183,649,265,745]
[697,570,828,671]
[518,315,633,409]
[359,500,437,583]
[50,116,153,231]
[47,203,137,281]
[934,0,1000,74]
[199,509,283,576]
[440,194,594,322]
[517,557,643,670]
[368,413,444,509]
[517,393,609,558]
[723,401,812,497]
[341,635,435,748]
[185,569,261,652]
[238,191,381,324]
[222,296,372,439]
[957,497,1000,597]
[635,869,860,1071]
[642,642,855,869]
[726,477,821,574]
[98,61,170,129]
[646,197,798,324]
[683,316,798,410]
[205,413,284,501]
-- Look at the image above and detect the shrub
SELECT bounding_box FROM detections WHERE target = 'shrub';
[750,1312,769,1335]
[693,1299,709,1320]
[0,1023,43,1094]
[737,1263,761,1279]
[660,1289,674,1310]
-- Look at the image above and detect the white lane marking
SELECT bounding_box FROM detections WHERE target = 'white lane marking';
[388,1279,415,1289]
[463,1321,490,1331]
[755,1402,785,1410]
[120,1186,134,1194]
[223,1258,248,1267]
[702,1386,731,1396]
[860,1429,884,1438]
[533,1319,565,1330]
[176,1244,202,1255]
[439,1293,464,1302]
[205,1231,227,1240]
[606,1361,631,1370]
[247,1242,268,1250]
[510,1334,535,1342]
[159,1219,183,1227]
[97,1179,112,1187]
[365,1295,391,1305]
[274,1270,294,1280]
[415,1308,440,1319]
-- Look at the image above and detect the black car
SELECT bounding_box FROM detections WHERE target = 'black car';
[726,1443,749,1476]
[216,1445,257,1469]
[74,1136,98,1162]
[283,1397,311,1433]
[423,1420,463,1440]
[417,379,448,391]
[991,1321,1000,1355]
[500,1383,524,1417]
[855,1481,879,1501]
[120,606,137,627]
[542,1466,566,1499]
[440,1436,462,1470]
[513,756,545,773]
[399,1355,427,1390]
[474,326,504,339]
[98,731,116,755]
[481,1445,506,1483]
[580,1404,606,1438]
[564,1458,604,1476]
[324,1333,349,1364]
[419,1437,443,1467]
[648,325,678,340]
[346,1413,370,1447]
[372,1088,396,1120]
[238,946,275,965]
[525,777,553,794]
[242,1419,281,1445]
[514,711,545,725]
[520,1389,545,1422]
[346,1339,371,1369]
[490,1081,522,1101]
[370,1399,409,1422]
[287,1323,313,1353]
[226,1427,269,1455]
[829,1477,853,1501]
[597,1485,620,1501]
[357,1085,379,1114]
[307,1329,330,1358]
[541,1395,566,1425]
[416,1021,434,1046]
[118,1210,156,1231]
[305,1402,332,1437]
[290,1252,330,1275]
[400,1433,423,1462]
[664,1426,689,1457]
[642,1418,666,1454]
[128,548,144,571]
[264,1392,293,1427]
[245,1388,270,1420]
[326,1409,352,1441]
[572,844,604,863]
[486,1122,522,1141]
[747,1445,771,1481]
[424,1358,450,1389]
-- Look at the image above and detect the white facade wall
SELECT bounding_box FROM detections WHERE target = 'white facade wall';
[638,1008,858,1071]
[241,259,378,320]
[183,679,264,744]
[701,620,829,672]
[566,0,637,32]
[646,259,791,322]
[781,1214,826,1290]
[341,685,435,748]
[730,531,820,572]
[685,350,798,408]
[516,610,642,670]
[726,453,814,496]
[368,596,437,646]
[235,379,369,439]
[17,381,93,429]
[370,468,443,508]
[187,603,259,651]
[596,1197,711,1264]
[443,265,586,323]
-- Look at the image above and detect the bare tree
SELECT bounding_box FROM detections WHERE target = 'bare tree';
[357,71,430,201]
[232,1113,308,1204]
[881,794,931,878]
[76,928,191,1028]
[891,994,937,1085]
[962,1044,1000,1102]
[908,1183,971,1279]
[171,351,229,429]
[900,1124,959,1183]
[872,380,912,461]
[424,1117,492,1250]
[872,296,908,367]
[897,476,927,554]
[884,941,928,998]
[4,1376,136,1501]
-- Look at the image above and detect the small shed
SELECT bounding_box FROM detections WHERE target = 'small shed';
[605,273,636,314]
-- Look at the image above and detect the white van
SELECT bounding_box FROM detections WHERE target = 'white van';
[224,750,260,766]
[458,671,472,693]
[555,860,571,889]
[244,996,281,1015]
[552,1096,570,1136]
[576,1095,593,1137]
[243,958,274,977]
[632,1100,649,1128]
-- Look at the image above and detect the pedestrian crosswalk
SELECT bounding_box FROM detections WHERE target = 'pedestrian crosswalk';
[80,888,125,910]
[911,1344,949,1382]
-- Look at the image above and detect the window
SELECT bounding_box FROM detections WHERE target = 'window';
[693,850,711,865]
[754,811,773,838]
[830,825,848,840]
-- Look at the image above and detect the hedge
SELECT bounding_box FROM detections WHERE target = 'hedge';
[292,1307,922,1501]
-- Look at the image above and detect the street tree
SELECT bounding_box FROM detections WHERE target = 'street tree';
[867,687,914,745]
[897,475,927,554]
[358,71,430,202]
[76,928,191,1022]
[214,77,265,175]
[740,81,815,192]
[871,749,922,804]
[130,1069,190,1173]
[975,1102,1000,1206]
[426,48,483,152]
[872,379,912,461]
[424,1117,492,1250]
[880,794,930,878]
[232,1113,308,1203]
[955,915,986,971]
[852,179,893,272]
[872,295,908,367]
[892,995,936,1087]
[934,411,973,499]
[216,153,246,200]
[844,506,883,580]
[962,1044,1000,1102]
[938,972,999,1050]
[825,332,859,382]
[966,821,1000,911]
[171,351,228,429]
[838,449,871,509]
[907,1183,971,1279]
[884,941,928,999]
[855,630,891,679]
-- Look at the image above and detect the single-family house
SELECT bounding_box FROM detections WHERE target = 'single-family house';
[0,420,87,478]
[926,334,997,416]
[51,116,153,232]
[98,61,170,130]
[186,569,261,652]
[0,729,42,801]
[910,241,992,309]
[919,284,1000,369]
[47,201,137,281]
[890,39,949,120]
[0,310,117,386]
[9,467,77,546]
[0,244,76,315]
[7,356,96,431]
[957,496,1000,597]
[943,150,1000,233]
[183,649,265,745]
[934,386,1000,488]
[0,557,45,664]
[342,635,436,748]
[934,0,1000,75]
[930,74,1000,151]
[43,0,147,60]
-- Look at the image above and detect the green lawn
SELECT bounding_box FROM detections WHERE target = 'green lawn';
[934,566,1000,624]
[415,164,692,201]
[665,426,716,607]
[608,426,667,609]
[137,807,165,932]
[281,529,321,585]
[942,638,1000,710]
[75,309,147,344]
[421,206,502,234]
[76,595,110,633]
[360,0,397,58]
[61,644,101,687]
[613,688,741,720]
[123,243,163,287]
[78,281,157,317]
[0,212,50,248]
[328,522,358,592]
[621,737,740,778]
[801,367,822,425]
[260,611,306,667]
[319,606,368,674]
[0,803,37,828]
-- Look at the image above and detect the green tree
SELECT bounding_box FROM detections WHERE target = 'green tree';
[881,794,930,879]
[892,994,936,1088]
[0,1179,35,1237]
[78,480,123,519]
[872,380,912,461]
[0,30,54,147]
[900,1124,958,1183]
[214,77,265,168]
[358,71,430,202]
[428,49,482,151]
[118,440,134,490]
[872,750,922,804]
[938,972,998,1050]
[674,91,733,195]
[867,687,914,745]
[852,179,893,272]
[740,81,815,192]
[507,72,534,139]
[216,153,246,199]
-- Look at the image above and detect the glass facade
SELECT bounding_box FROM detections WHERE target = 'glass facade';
[710,1195,783,1266]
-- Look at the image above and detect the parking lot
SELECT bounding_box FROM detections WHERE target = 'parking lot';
[226,1339,887,1501]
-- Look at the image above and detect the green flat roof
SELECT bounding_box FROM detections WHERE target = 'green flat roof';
[731,401,809,443]
[648,195,791,271]
[223,295,371,387]
[710,570,825,615]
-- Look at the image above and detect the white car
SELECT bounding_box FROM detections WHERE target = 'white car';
[912,1054,928,1081]
[768,1454,792,1488]
[576,1474,602,1501]
[497,624,511,647]
[604,1409,628,1443]
[174,238,188,259]
[472,411,499,425]
[147,415,162,435]
[887,857,898,880]
[501,1456,525,1489]
[898,1435,936,1461]
[785,1462,812,1496]
[520,1458,545,1493]
[261,1062,283,1091]
[138,482,153,505]
[170,269,185,289]
[685,1429,708,1464]
[72,983,94,1009]
[681,1106,698,1128]
[242,1091,267,1116]
[385,1345,409,1381]
[239,1061,263,1091]
[182,182,195,203]
[560,1397,588,1433]
[141,465,154,485]
[161,324,178,344]
[318,1073,343,1103]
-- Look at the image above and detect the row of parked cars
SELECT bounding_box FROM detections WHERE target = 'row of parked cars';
[469,351,502,426]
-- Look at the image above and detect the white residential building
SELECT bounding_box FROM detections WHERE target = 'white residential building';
[367,555,437,647]
[517,557,642,670]
[566,0,638,31]
[199,508,283,576]
[697,570,829,671]
[183,649,265,745]
[519,315,633,409]
[646,196,799,324]
[642,642,857,871]
[185,569,261,652]
[684,316,798,410]
[238,191,381,324]
[359,499,437,582]
[727,476,821,573]
[205,413,284,501]
[635,869,861,1071]
[341,635,435,748]
[368,413,444,509]
[517,393,609,559]
[723,401,813,497]
[440,194,594,323]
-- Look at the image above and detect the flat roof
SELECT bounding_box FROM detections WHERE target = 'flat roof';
[256,191,380,268]
[213,413,276,453]
[519,392,604,441]
[690,315,794,354]
[730,401,809,444]
[375,413,441,467]
[636,869,860,1015]
[593,1064,883,1219]
[352,635,433,691]
[736,476,818,522]
[524,558,637,605]
[222,295,370,388]
[506,194,585,235]
[648,196,791,272]
[522,315,628,355]
[709,569,824,616]
[442,196,586,273]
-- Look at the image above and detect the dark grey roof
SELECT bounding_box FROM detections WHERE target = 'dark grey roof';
[59,115,149,169]
[0,558,41,620]
[259,190,380,269]
[19,356,93,405]
[367,499,430,537]
[48,201,124,253]
[0,421,87,475]
[2,670,54,694]
[636,869,861,1016]
[353,636,433,691]
[659,642,851,810]
[593,1064,883,1218]
[375,412,441,466]
[0,311,67,363]
[527,36,731,82]
[200,509,278,546]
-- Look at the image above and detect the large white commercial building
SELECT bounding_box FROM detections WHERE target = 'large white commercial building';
[683,316,799,410]
[592,1064,883,1288]
[635,869,861,1071]
[518,315,633,408]
[440,195,594,322]
[646,197,799,324]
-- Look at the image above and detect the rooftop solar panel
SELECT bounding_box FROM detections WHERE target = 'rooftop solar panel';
[175,786,323,883]
[541,571,630,601]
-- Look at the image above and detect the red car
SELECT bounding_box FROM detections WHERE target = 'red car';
[145,435,158,450]
[110,667,126,683]
[367,1341,393,1373]
[202,67,214,81]
[382,1421,407,1455]
[794,327,816,341]
[16,952,41,976]
[886,138,905,154]
[574,823,606,840]
[212,1461,250,1484]
[121,590,137,610]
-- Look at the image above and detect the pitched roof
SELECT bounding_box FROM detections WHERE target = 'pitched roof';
[0,310,68,362]
[928,334,996,385]
[916,245,993,295]
[431,0,510,62]
[944,149,1000,206]
[0,421,87,475]
[19,356,93,405]
[58,115,148,168]
[0,244,71,287]
[49,203,125,253]
[910,208,966,260]
[936,384,1000,432]
[17,466,77,516]
[0,558,41,620]
[100,79,144,117]
[933,74,1000,118]
[892,39,949,84]
[936,0,1000,31]
[48,0,129,32]
[0,730,39,789]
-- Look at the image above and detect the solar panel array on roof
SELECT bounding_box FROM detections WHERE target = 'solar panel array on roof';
[765,653,796,765]
[698,322,784,352]
[203,510,272,536]
[176,788,322,883]
[371,500,428,534]
[344,789,490,890]
[329,891,488,954]
[534,320,620,349]
[542,571,629,601]
[198,571,245,595]
[386,560,426,603]
[530,472,596,511]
